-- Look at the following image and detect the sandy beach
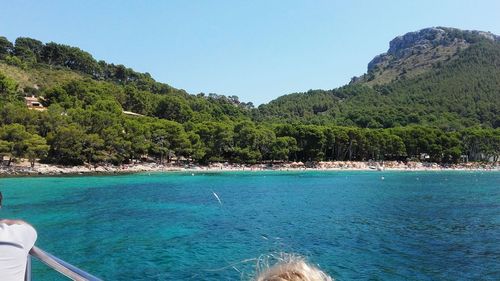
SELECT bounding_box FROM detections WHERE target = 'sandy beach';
[0,160,498,176]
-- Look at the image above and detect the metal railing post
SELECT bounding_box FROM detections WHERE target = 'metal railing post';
[25,255,32,281]
[28,246,102,281]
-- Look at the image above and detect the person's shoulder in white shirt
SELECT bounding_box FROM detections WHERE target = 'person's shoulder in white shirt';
[0,219,38,281]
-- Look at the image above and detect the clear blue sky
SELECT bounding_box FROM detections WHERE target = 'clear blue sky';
[2,0,500,105]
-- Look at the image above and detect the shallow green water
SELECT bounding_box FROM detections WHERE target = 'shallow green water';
[0,171,499,280]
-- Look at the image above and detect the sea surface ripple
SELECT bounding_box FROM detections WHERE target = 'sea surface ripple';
[0,171,499,280]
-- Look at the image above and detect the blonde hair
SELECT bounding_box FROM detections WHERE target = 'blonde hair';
[255,255,333,281]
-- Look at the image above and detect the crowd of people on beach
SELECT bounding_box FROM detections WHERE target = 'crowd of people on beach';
[0,159,498,176]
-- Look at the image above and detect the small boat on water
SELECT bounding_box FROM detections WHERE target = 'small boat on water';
[368,163,384,171]
[376,163,384,171]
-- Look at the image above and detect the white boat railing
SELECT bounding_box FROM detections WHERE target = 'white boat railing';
[25,246,102,281]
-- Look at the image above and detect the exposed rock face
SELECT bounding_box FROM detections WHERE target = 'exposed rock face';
[353,27,500,85]
[368,27,500,72]
[388,28,451,58]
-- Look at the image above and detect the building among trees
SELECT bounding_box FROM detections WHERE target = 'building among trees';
[24,95,46,111]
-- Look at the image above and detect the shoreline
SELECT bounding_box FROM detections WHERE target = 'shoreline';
[0,161,498,177]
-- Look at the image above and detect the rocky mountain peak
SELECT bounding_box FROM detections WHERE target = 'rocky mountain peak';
[368,27,499,72]
[387,27,498,59]
[352,27,500,85]
[388,27,452,58]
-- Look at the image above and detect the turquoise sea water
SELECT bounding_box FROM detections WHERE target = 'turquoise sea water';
[0,171,499,280]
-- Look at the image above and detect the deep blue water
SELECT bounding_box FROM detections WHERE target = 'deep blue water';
[0,171,499,280]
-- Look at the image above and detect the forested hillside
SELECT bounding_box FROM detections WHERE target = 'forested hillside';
[257,28,500,129]
[0,28,499,166]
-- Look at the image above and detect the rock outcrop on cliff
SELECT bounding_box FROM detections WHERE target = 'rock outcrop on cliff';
[353,27,500,85]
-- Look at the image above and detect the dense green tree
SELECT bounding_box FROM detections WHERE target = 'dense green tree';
[82,133,106,166]
[124,119,150,162]
[233,121,259,149]
[47,125,87,165]
[330,127,349,160]
[0,37,13,59]
[149,120,190,163]
[186,131,206,162]
[43,85,79,109]
[41,42,99,75]
[24,134,49,167]
[0,72,19,102]
[123,86,154,115]
[233,121,262,163]
[0,124,29,161]
[382,134,406,159]
[255,126,276,160]
[0,139,13,166]
[14,37,43,64]
[271,136,298,161]
[0,124,47,166]
[101,125,132,165]
[195,122,234,162]
[461,128,500,162]
[155,96,193,123]
[37,105,69,137]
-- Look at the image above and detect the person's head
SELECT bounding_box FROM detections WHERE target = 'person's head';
[255,255,333,281]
